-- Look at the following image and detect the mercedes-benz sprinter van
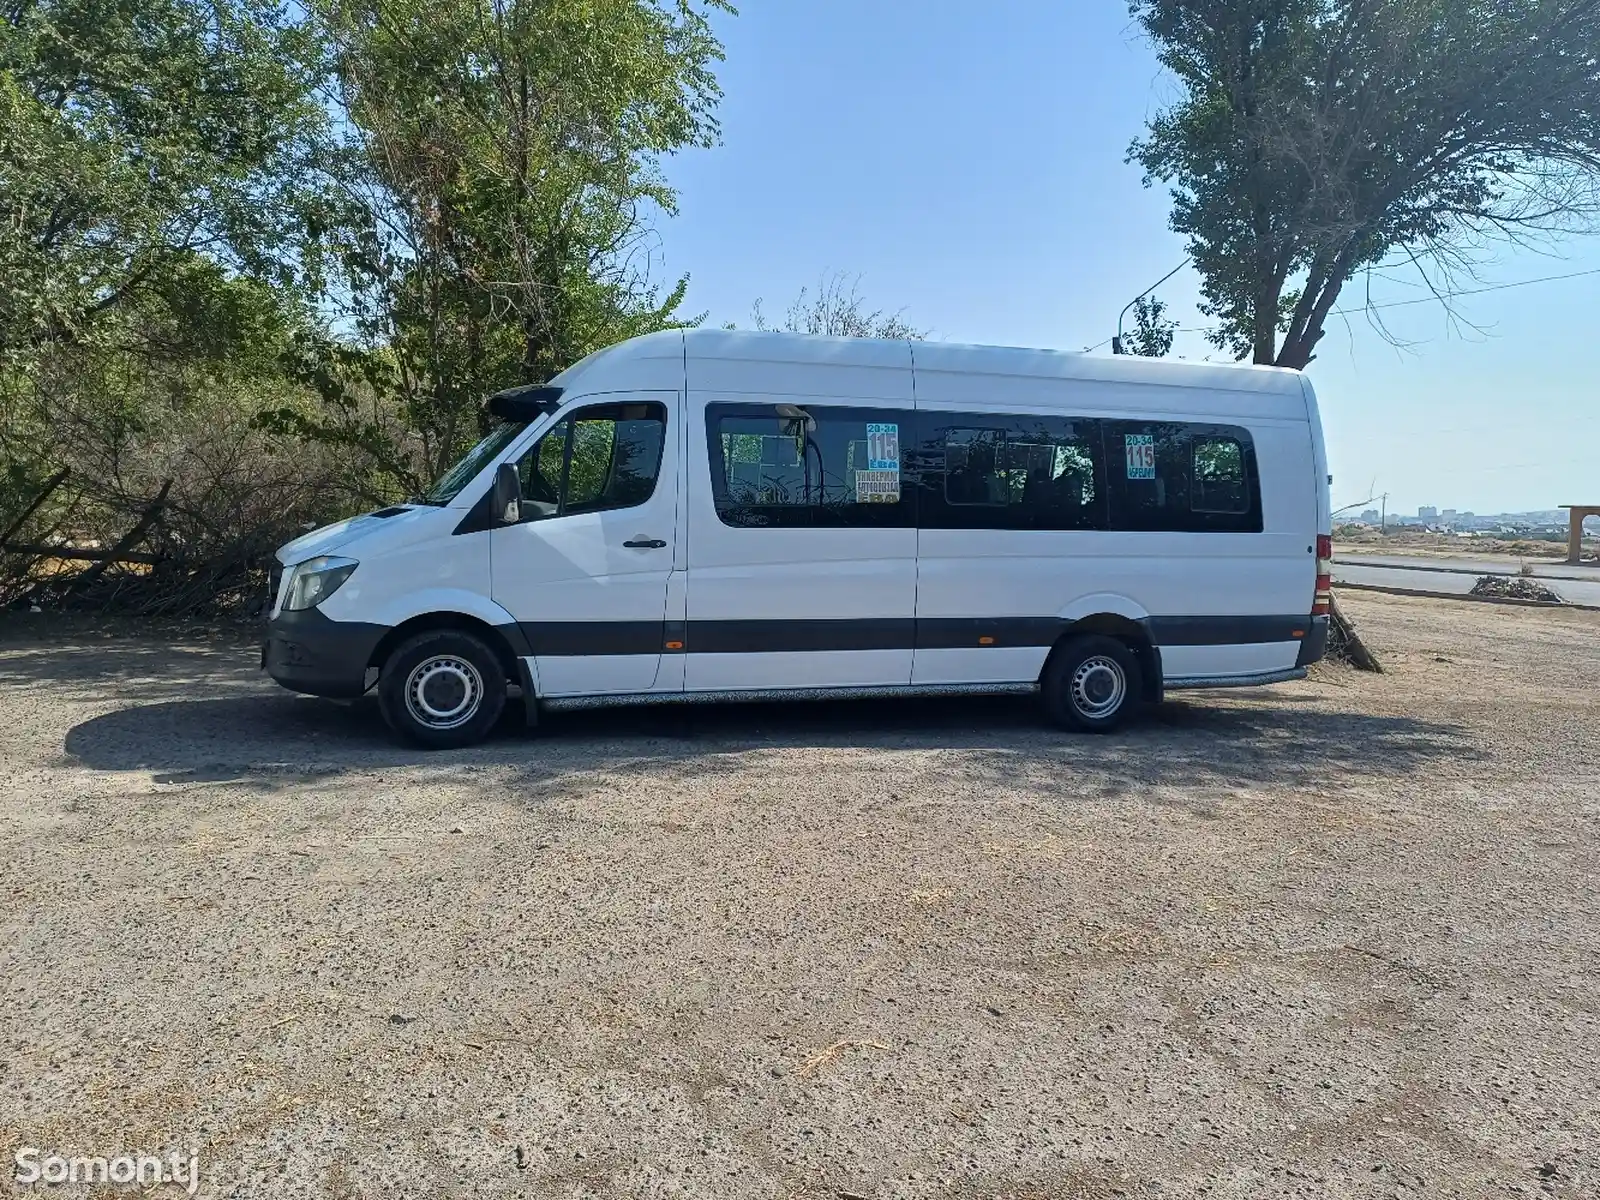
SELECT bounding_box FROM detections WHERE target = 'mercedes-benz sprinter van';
[264,329,1332,747]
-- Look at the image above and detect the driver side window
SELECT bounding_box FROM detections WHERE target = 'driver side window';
[513,402,667,521]
[518,418,568,519]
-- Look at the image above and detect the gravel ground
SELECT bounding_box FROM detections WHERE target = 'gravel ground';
[1,594,1597,1199]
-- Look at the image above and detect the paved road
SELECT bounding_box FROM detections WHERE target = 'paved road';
[1337,552,1599,580]
[1335,560,1600,607]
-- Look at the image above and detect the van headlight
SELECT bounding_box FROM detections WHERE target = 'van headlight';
[284,556,358,611]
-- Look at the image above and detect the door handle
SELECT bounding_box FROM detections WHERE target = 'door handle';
[623,537,667,549]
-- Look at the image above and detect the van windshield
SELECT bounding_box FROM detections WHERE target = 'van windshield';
[420,422,527,505]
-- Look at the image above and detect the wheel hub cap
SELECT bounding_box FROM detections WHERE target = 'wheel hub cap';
[1070,656,1127,719]
[405,655,483,730]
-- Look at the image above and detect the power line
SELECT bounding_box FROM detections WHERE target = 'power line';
[1156,265,1600,340]
[1331,265,1600,315]
[1333,493,1387,516]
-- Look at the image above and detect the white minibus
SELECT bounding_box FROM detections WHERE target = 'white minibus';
[264,330,1333,747]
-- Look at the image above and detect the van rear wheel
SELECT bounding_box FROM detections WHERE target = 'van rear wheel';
[1043,634,1140,733]
[378,629,506,749]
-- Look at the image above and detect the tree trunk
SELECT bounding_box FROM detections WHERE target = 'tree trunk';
[1328,592,1383,673]
[0,467,70,547]
[62,479,173,599]
[1275,242,1360,369]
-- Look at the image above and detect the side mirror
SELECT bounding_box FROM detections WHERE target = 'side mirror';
[492,462,522,525]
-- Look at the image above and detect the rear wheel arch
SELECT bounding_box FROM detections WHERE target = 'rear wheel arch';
[1042,614,1162,706]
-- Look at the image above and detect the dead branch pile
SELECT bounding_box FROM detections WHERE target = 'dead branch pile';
[1469,575,1563,604]
[1,403,370,619]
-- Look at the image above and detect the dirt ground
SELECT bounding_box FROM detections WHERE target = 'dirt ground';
[1,594,1597,1199]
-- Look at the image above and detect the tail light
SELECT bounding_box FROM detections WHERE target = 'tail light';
[1313,534,1333,616]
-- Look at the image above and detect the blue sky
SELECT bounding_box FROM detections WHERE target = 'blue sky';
[653,1,1598,518]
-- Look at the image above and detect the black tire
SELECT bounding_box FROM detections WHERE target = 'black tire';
[377,629,507,749]
[1042,634,1142,733]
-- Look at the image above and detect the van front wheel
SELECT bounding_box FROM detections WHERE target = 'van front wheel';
[378,629,506,749]
[1043,635,1140,733]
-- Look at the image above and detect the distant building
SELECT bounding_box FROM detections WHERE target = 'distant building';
[1360,509,1381,524]
[1419,505,1438,520]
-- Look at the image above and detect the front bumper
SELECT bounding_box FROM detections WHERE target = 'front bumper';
[1296,615,1330,668]
[262,607,388,699]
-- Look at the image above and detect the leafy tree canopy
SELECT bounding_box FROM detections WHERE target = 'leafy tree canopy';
[1120,295,1177,357]
[269,0,730,490]
[1130,0,1600,368]
[0,0,332,360]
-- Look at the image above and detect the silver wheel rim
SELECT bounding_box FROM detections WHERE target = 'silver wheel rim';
[404,655,484,731]
[1071,655,1126,719]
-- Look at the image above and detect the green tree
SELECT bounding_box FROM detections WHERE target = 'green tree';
[0,0,332,359]
[274,0,730,493]
[1129,0,1600,369]
[1,0,333,535]
[1120,294,1177,357]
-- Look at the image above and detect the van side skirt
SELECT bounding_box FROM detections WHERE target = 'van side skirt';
[537,680,1040,711]
[1164,667,1308,689]
[532,667,1306,710]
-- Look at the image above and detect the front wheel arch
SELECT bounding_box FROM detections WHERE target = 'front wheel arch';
[367,612,522,689]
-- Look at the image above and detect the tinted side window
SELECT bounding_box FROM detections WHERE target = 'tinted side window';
[514,402,666,520]
[1192,436,1249,514]
[707,403,914,528]
[915,412,1106,531]
[1103,421,1261,532]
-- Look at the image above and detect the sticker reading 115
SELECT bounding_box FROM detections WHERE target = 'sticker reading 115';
[866,423,900,471]
[1124,434,1156,480]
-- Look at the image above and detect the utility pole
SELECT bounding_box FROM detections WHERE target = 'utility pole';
[1112,260,1189,355]
[1380,493,1387,532]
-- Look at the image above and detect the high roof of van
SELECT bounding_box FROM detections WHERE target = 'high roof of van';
[553,328,1311,400]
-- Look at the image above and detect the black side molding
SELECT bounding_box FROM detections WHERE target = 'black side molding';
[508,615,1315,657]
[1144,615,1309,646]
